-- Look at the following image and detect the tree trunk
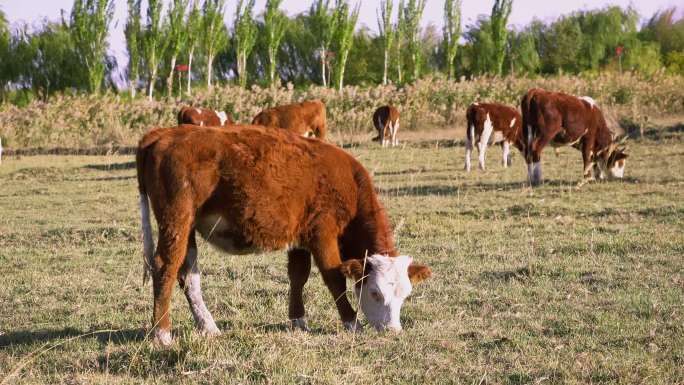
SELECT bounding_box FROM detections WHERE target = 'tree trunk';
[148,67,157,101]
[268,48,276,86]
[383,49,389,85]
[187,48,194,96]
[338,50,349,91]
[320,46,327,87]
[207,52,214,88]
[167,54,177,97]
[130,78,137,98]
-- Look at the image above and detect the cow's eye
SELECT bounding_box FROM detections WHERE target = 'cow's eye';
[370,291,382,302]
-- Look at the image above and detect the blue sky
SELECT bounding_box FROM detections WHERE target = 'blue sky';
[1,0,681,73]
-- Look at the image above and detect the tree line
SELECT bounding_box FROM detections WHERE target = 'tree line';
[0,0,682,103]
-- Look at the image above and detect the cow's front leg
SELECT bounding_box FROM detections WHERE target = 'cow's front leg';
[578,140,596,187]
[178,232,220,337]
[391,120,399,147]
[288,248,312,331]
[309,229,361,331]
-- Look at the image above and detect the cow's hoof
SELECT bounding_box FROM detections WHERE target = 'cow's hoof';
[290,317,310,332]
[343,320,364,333]
[199,324,221,338]
[152,328,173,347]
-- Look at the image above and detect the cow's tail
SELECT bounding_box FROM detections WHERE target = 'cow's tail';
[465,105,476,145]
[136,140,155,286]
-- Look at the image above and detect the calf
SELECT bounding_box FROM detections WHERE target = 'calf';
[464,102,523,171]
[252,100,327,140]
[177,106,232,127]
[521,88,628,186]
[136,125,431,346]
[373,105,400,147]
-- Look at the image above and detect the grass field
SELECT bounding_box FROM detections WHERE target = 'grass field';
[0,123,683,384]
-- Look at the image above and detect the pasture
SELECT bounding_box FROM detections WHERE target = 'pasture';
[0,123,683,384]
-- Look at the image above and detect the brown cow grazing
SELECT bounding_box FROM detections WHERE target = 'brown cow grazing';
[136,125,431,346]
[252,100,327,140]
[373,105,400,147]
[464,102,523,171]
[521,88,628,186]
[177,106,232,127]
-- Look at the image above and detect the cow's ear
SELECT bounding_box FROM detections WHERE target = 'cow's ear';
[340,260,365,282]
[408,264,432,285]
[615,152,628,161]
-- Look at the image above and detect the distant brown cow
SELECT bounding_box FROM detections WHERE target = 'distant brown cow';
[464,102,523,171]
[252,100,327,140]
[521,89,628,186]
[177,106,232,127]
[373,105,400,147]
[136,125,431,346]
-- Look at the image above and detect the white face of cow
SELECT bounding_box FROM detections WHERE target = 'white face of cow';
[215,110,229,126]
[340,255,431,332]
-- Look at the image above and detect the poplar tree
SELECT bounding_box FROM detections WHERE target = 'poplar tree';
[263,0,287,86]
[443,0,462,79]
[70,0,114,93]
[332,0,360,90]
[185,0,201,95]
[142,0,167,100]
[377,0,394,85]
[491,0,513,76]
[394,0,406,83]
[308,0,338,87]
[202,0,228,88]
[165,0,189,96]
[233,0,257,88]
[402,0,427,82]
[125,0,142,97]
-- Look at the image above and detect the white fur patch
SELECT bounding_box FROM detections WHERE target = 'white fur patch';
[215,110,228,125]
[139,194,154,283]
[391,119,399,147]
[353,255,413,332]
[610,162,625,178]
[580,96,596,108]
[195,108,202,114]
[510,118,516,128]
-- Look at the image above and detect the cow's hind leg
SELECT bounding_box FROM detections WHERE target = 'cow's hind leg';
[178,232,220,337]
[478,114,494,170]
[288,248,312,331]
[151,212,193,346]
[465,123,474,171]
[501,141,511,168]
[391,120,399,147]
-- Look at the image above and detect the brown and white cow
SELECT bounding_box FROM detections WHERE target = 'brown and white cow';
[521,88,628,186]
[252,100,327,140]
[177,106,233,127]
[136,125,431,346]
[373,105,400,147]
[464,102,523,171]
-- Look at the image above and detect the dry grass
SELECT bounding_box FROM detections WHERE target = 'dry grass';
[1,72,683,149]
[0,120,682,384]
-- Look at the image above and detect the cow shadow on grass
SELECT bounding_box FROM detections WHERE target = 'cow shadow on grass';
[84,161,136,171]
[0,327,146,348]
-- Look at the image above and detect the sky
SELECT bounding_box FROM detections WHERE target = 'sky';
[1,0,681,74]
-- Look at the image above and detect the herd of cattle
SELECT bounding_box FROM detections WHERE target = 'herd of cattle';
[136,87,628,346]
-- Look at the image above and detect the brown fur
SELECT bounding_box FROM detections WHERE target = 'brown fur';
[251,100,327,140]
[136,124,429,335]
[372,105,400,144]
[177,106,233,127]
[521,88,628,185]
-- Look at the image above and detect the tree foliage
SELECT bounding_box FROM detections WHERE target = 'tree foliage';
[443,0,462,80]
[70,0,114,93]
[263,0,287,86]
[331,0,360,90]
[202,0,228,88]
[377,0,394,85]
[490,0,513,76]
